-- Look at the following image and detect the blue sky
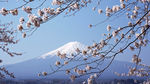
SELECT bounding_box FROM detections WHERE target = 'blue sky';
[0,0,150,65]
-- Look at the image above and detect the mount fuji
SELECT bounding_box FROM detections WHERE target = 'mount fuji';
[4,41,134,79]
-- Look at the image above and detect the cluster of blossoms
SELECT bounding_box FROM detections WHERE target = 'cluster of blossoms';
[0,24,21,57]
[115,63,150,79]
[22,6,32,14]
[57,51,67,59]
[132,54,141,64]
[52,0,64,5]
[83,74,97,84]
[73,67,86,75]
[0,8,18,16]
[70,67,98,84]
[38,71,48,76]
[16,0,92,38]
[17,6,63,38]
[128,67,149,77]
[0,0,34,16]
[0,22,21,79]
[96,0,129,17]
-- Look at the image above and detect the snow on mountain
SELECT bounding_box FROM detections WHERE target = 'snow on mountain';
[40,41,87,59]
[3,41,136,79]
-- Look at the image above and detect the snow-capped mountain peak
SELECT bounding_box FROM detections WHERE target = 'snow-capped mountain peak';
[40,41,87,59]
